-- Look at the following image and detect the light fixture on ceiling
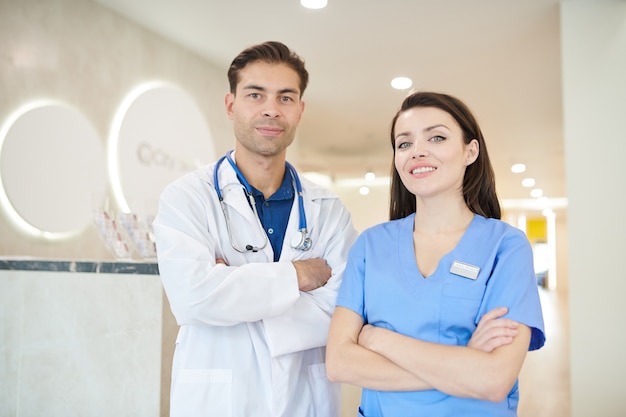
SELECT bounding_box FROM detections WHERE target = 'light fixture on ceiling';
[521,178,535,188]
[359,186,370,196]
[530,188,543,198]
[364,170,376,181]
[391,76,412,90]
[300,0,327,9]
[511,163,526,173]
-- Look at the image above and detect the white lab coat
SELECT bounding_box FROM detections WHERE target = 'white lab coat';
[153,156,358,417]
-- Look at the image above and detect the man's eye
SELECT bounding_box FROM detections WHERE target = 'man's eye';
[249,93,261,99]
[280,96,294,103]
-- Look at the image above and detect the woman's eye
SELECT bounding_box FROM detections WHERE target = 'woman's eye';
[397,141,411,149]
[430,135,446,142]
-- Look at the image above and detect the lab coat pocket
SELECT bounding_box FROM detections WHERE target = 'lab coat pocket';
[171,368,232,417]
[308,363,340,417]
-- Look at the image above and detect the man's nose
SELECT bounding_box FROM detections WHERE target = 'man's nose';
[262,101,280,118]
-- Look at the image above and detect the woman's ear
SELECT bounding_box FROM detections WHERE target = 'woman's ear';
[466,139,479,166]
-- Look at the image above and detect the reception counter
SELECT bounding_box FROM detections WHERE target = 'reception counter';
[0,258,175,417]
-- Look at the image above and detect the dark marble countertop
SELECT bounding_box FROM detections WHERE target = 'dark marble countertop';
[0,258,159,275]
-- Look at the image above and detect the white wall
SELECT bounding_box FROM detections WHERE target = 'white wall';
[0,0,232,259]
[561,1,626,415]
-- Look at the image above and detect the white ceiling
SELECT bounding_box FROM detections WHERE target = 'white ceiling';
[92,0,565,212]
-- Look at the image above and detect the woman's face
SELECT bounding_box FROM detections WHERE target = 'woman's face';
[393,106,478,199]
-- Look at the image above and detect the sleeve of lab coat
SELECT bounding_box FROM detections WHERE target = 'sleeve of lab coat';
[262,197,358,357]
[154,174,302,327]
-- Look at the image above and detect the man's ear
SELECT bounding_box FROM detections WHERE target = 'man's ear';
[225,93,235,120]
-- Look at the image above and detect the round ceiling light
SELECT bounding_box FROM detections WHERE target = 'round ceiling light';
[391,77,413,90]
[301,0,327,9]
[511,163,526,173]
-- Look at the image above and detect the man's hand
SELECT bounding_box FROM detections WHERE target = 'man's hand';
[293,258,331,291]
[468,307,519,353]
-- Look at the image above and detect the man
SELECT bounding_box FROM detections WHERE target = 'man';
[153,41,358,417]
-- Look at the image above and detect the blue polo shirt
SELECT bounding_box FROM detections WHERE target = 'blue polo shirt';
[249,170,294,261]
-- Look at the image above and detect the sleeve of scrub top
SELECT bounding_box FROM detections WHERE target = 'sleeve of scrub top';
[476,226,546,351]
[334,233,367,318]
[154,175,304,327]
[263,198,359,357]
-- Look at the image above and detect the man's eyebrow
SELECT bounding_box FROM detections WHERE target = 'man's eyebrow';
[242,84,265,92]
[242,85,299,95]
[278,88,299,95]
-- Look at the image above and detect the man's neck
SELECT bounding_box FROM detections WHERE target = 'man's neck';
[232,149,287,199]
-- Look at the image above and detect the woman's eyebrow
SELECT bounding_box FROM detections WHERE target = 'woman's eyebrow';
[424,123,450,132]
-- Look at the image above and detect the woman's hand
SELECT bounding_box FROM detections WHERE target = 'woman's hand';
[468,307,519,352]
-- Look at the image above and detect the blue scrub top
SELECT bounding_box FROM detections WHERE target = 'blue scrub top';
[336,214,545,417]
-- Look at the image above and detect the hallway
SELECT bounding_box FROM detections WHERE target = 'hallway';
[519,288,571,417]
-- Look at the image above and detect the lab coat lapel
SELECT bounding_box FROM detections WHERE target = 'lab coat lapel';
[218,163,272,259]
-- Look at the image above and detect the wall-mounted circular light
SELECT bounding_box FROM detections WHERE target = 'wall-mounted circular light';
[0,101,106,239]
[109,82,214,216]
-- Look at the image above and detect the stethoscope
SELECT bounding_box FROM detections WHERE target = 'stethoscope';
[213,151,312,253]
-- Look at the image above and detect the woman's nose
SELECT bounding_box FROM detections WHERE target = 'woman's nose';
[411,144,428,158]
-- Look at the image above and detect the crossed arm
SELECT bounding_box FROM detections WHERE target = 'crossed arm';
[326,306,529,402]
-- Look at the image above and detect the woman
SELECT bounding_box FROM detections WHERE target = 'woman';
[326,91,545,416]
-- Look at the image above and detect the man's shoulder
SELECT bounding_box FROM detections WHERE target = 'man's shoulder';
[300,176,340,200]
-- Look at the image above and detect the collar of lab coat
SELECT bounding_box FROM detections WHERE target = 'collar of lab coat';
[202,153,336,260]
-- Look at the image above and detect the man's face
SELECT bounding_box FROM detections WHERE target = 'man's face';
[225,61,305,158]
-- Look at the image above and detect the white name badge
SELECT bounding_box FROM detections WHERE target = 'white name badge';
[450,261,480,280]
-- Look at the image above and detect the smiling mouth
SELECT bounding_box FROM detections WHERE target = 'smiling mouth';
[411,167,436,174]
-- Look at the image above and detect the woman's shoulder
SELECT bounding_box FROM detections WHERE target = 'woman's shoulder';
[360,214,414,238]
[471,215,530,244]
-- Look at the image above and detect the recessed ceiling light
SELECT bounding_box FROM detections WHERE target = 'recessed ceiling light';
[300,0,327,9]
[530,188,543,198]
[391,77,412,90]
[359,186,370,195]
[511,163,526,173]
[364,171,376,181]
[521,178,535,188]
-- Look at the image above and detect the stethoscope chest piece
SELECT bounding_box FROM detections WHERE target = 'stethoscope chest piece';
[290,229,312,251]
